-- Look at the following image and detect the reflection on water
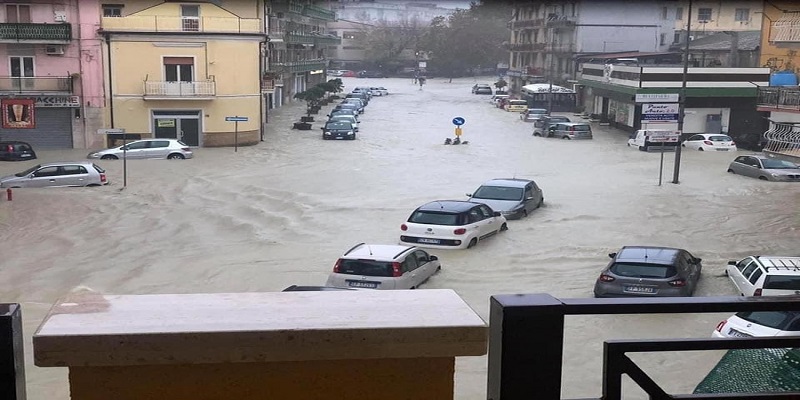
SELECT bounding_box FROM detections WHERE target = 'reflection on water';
[1,76,798,399]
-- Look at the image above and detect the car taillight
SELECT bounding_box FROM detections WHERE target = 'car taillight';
[99,173,106,183]
[715,320,727,332]
[754,288,762,296]
[730,141,736,146]
[6,145,12,153]
[703,140,713,145]
[392,262,402,277]
[400,224,408,231]
[598,274,615,282]
[668,279,687,287]
[333,259,341,273]
[453,228,466,235]
[181,147,191,152]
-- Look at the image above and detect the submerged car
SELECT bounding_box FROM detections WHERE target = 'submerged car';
[727,155,800,182]
[87,139,193,160]
[593,246,702,298]
[472,84,493,95]
[467,178,544,220]
[325,243,441,290]
[0,141,37,161]
[327,114,359,132]
[321,120,356,140]
[0,161,108,188]
[713,311,800,338]
[400,200,507,249]
[520,108,548,122]
[682,133,737,152]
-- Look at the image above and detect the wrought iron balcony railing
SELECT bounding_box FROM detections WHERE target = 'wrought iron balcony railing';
[506,42,546,51]
[546,14,577,27]
[101,16,261,34]
[0,23,71,42]
[758,86,800,111]
[303,4,336,21]
[143,81,216,99]
[271,59,327,73]
[0,76,72,93]
[285,32,341,45]
[511,19,545,29]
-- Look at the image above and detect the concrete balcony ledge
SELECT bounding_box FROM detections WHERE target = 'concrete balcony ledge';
[32,289,486,400]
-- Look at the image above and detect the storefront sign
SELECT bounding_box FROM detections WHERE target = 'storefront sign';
[641,103,679,123]
[635,93,679,103]
[34,95,80,108]
[157,119,176,128]
[1,99,35,129]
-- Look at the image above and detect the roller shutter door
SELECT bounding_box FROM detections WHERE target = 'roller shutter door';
[0,108,73,149]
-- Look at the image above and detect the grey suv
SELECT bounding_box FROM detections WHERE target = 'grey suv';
[593,246,703,297]
[532,116,571,136]
[467,178,544,220]
[87,139,193,160]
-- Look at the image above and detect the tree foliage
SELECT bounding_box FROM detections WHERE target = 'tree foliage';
[356,17,427,71]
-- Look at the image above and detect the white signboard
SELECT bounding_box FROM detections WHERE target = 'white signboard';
[641,103,679,123]
[96,128,126,135]
[635,93,679,103]
[646,130,681,143]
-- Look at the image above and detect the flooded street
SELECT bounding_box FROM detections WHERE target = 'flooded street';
[2,76,799,399]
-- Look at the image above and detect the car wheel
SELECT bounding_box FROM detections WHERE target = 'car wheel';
[167,153,185,160]
[639,146,647,152]
[522,209,528,218]
[538,198,544,208]
[698,148,704,151]
[101,155,118,160]
[436,265,442,271]
[627,143,630,147]
[350,135,356,140]
[758,176,769,180]
[500,223,508,231]
[533,132,540,136]
[467,238,478,249]
[727,169,734,174]
[562,136,571,140]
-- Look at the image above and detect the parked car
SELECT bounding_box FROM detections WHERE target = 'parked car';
[333,103,361,114]
[325,243,441,290]
[321,120,356,140]
[357,70,386,78]
[727,155,800,182]
[545,122,593,140]
[282,285,355,292]
[0,141,37,161]
[328,109,359,120]
[340,70,357,78]
[345,92,369,105]
[466,178,544,220]
[593,246,703,298]
[371,86,389,96]
[713,311,800,338]
[327,114,359,132]
[472,84,493,95]
[520,108,548,122]
[327,70,345,77]
[0,161,108,188]
[87,139,193,160]
[682,133,738,152]
[400,200,507,249]
[725,256,800,296]
[490,94,510,105]
[532,116,571,136]
[627,129,679,152]
[341,98,366,113]
[353,87,374,99]
[505,99,529,113]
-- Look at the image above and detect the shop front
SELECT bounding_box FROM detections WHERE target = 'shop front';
[0,95,79,149]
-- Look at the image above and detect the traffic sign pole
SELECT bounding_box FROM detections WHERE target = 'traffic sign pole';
[235,120,238,152]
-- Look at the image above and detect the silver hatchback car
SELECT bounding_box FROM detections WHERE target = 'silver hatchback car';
[466,178,544,220]
[87,139,193,160]
[727,155,800,182]
[0,161,108,188]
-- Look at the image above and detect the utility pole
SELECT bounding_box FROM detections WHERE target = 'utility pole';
[547,30,555,112]
[672,0,693,184]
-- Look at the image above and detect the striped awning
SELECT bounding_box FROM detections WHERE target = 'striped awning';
[771,12,800,42]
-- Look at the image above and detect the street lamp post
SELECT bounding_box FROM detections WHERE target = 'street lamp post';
[672,0,693,184]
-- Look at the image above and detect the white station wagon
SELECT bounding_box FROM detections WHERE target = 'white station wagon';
[725,256,800,296]
[326,243,441,290]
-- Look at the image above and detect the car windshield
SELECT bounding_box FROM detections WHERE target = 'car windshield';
[736,311,795,330]
[708,135,732,142]
[762,159,799,169]
[325,122,352,130]
[408,211,460,226]
[330,117,354,123]
[570,125,591,131]
[764,275,800,290]
[609,263,677,279]
[92,164,105,173]
[15,164,42,177]
[473,185,523,201]
[337,259,393,277]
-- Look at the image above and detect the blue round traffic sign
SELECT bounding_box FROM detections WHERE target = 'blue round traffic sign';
[452,117,465,126]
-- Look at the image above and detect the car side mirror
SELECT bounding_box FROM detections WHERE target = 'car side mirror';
[549,127,556,131]
[120,146,129,150]
[493,211,502,217]
[429,255,438,261]
[727,260,736,266]
[525,196,534,201]
[694,257,702,264]
[466,193,473,197]
[608,252,617,259]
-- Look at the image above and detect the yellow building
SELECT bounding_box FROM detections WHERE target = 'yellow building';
[100,1,266,147]
[759,0,800,73]
[673,0,762,40]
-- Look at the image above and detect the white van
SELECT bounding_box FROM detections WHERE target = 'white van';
[627,129,680,152]
[490,94,510,105]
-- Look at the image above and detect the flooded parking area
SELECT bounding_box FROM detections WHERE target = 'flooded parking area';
[1,76,798,399]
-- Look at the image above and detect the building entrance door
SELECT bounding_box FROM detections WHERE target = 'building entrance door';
[153,111,201,146]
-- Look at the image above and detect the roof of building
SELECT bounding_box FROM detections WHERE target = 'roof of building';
[687,31,761,51]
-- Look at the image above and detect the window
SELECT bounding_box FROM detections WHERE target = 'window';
[675,7,683,20]
[5,4,31,23]
[9,56,34,77]
[414,250,429,265]
[748,268,763,285]
[401,256,418,273]
[33,167,60,177]
[478,205,494,219]
[151,140,170,148]
[62,166,88,175]
[468,208,483,223]
[126,141,149,150]
[102,4,123,17]
[697,8,712,22]
[180,5,200,32]
[164,57,194,82]
[673,32,682,44]
[661,7,668,19]
[660,33,667,45]
[736,258,752,272]
[735,8,749,22]
[741,263,759,279]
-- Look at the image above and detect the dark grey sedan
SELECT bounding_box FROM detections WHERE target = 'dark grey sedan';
[466,178,544,220]
[593,246,702,298]
[727,155,800,182]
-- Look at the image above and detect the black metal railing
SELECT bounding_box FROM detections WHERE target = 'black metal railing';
[0,23,71,41]
[0,76,72,93]
[511,19,545,29]
[487,294,800,400]
[758,87,800,111]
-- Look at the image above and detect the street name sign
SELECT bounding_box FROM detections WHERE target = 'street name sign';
[635,93,679,103]
[225,116,248,122]
[96,128,126,135]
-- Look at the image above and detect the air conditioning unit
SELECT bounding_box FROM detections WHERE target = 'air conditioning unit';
[45,45,65,55]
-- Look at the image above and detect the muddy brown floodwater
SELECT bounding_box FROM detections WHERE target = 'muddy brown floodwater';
[1,76,798,399]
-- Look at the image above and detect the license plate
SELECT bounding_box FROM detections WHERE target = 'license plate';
[335,137,343,140]
[347,281,377,288]
[418,238,441,244]
[21,154,31,157]
[624,285,655,294]
[728,328,752,338]
[715,148,729,151]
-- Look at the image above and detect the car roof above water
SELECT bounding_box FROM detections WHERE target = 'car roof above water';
[418,200,480,213]
[616,246,682,264]
[342,243,416,260]
[481,178,532,188]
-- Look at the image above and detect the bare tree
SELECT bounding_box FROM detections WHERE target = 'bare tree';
[355,16,428,71]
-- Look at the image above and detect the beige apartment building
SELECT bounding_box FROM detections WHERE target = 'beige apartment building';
[671,0,762,44]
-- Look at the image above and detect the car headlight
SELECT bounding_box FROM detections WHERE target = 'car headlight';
[87,152,99,158]
[324,131,331,135]
[771,173,780,178]
[347,131,354,135]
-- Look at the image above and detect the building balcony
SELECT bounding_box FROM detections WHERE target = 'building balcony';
[101,16,261,34]
[757,86,800,111]
[272,59,327,74]
[0,23,71,43]
[0,76,72,94]
[303,4,336,21]
[143,81,216,100]
[506,42,546,51]
[546,43,576,53]
[510,19,544,29]
[546,14,577,28]
[284,32,341,45]
[273,1,306,16]
[261,78,280,93]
